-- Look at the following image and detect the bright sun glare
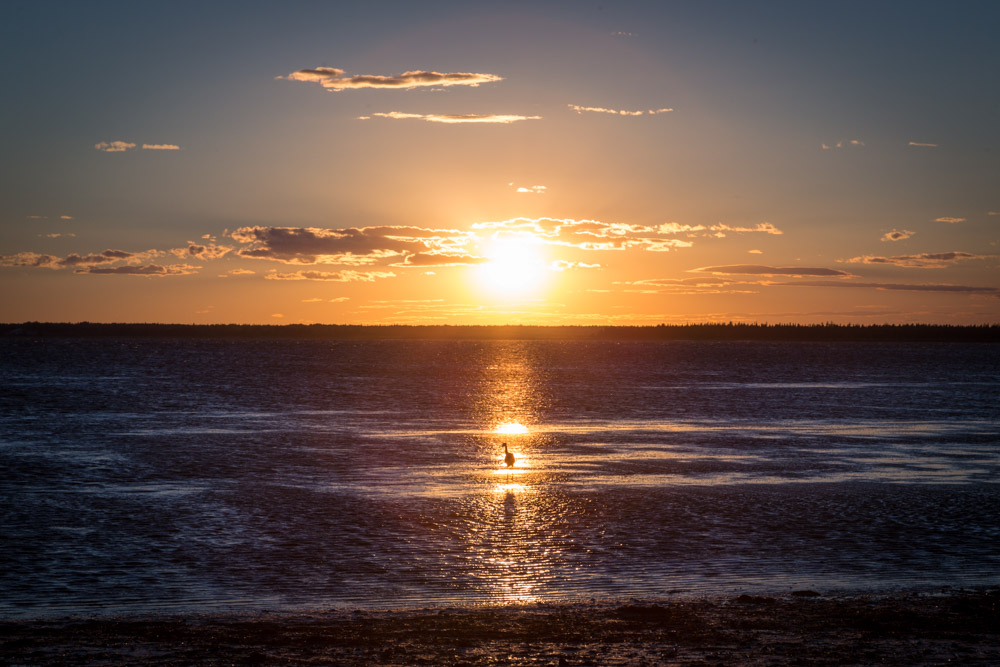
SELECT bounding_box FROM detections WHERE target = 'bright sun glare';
[494,422,529,434]
[475,235,548,296]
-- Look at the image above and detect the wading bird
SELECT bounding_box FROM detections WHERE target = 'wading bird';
[503,442,515,468]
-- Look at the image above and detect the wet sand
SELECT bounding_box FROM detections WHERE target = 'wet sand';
[2,588,997,665]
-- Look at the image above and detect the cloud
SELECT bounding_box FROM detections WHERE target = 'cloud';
[80,264,199,276]
[1,248,168,271]
[368,111,541,124]
[171,242,233,260]
[142,144,180,150]
[786,280,999,296]
[265,270,396,282]
[908,141,938,148]
[693,264,851,277]
[935,217,965,223]
[611,31,635,37]
[822,139,865,150]
[395,252,487,267]
[881,229,915,242]
[232,226,431,264]
[550,260,601,271]
[842,251,987,268]
[225,268,255,275]
[709,222,783,236]
[568,104,672,116]
[60,215,74,220]
[94,141,136,152]
[515,185,547,194]
[748,249,762,254]
[278,67,503,90]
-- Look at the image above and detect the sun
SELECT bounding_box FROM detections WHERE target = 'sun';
[475,234,548,296]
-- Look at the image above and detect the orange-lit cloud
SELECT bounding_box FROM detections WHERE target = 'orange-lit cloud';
[232,226,428,264]
[550,260,601,271]
[395,252,487,267]
[94,140,136,152]
[171,242,233,259]
[568,104,672,116]
[80,264,199,276]
[822,139,865,149]
[265,270,396,282]
[1,249,163,269]
[908,141,938,148]
[368,111,541,124]
[142,143,180,150]
[842,251,986,268]
[935,217,965,223]
[882,229,915,242]
[279,67,502,90]
[787,280,999,296]
[694,264,851,277]
[514,184,547,194]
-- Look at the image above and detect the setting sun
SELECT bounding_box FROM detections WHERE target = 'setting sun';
[475,235,549,297]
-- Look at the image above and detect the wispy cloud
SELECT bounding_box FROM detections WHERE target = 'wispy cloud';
[171,242,232,260]
[394,252,487,267]
[368,111,541,124]
[142,143,180,150]
[278,67,502,91]
[611,31,635,37]
[231,225,470,265]
[842,251,987,268]
[94,141,136,152]
[821,139,865,150]
[907,141,938,148]
[881,229,915,242]
[786,280,999,296]
[550,260,601,271]
[513,184,547,194]
[693,264,851,277]
[265,270,396,282]
[80,264,199,276]
[935,216,965,224]
[568,104,672,116]
[1,249,164,269]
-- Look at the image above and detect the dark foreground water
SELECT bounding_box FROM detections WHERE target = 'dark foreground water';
[1,338,998,618]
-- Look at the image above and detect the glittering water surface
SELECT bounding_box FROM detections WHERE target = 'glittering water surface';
[2,338,998,618]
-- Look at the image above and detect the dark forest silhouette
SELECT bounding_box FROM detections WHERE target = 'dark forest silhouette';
[3,322,998,342]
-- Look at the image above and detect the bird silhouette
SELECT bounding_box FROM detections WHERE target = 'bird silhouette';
[503,442,515,468]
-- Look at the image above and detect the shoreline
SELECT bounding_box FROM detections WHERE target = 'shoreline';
[3,587,997,665]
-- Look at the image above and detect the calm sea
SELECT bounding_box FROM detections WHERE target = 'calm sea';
[2,338,998,618]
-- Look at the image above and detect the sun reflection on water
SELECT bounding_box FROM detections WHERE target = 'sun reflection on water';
[494,422,529,435]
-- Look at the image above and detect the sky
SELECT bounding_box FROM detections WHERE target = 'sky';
[1,0,998,325]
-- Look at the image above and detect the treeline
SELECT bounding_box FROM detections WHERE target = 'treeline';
[3,322,999,342]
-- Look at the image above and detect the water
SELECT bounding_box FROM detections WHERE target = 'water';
[1,338,998,618]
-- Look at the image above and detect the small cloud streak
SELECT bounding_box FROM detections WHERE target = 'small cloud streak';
[396,252,487,267]
[568,104,672,116]
[908,141,938,148]
[881,229,915,242]
[368,111,541,124]
[279,67,502,90]
[694,264,851,277]
[171,242,233,260]
[142,143,180,150]
[822,139,865,150]
[266,270,396,282]
[80,264,199,276]
[515,185,547,194]
[95,141,136,152]
[842,251,987,268]
[935,216,965,224]
[787,280,999,296]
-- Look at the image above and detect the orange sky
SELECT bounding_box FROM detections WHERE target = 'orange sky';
[2,2,998,324]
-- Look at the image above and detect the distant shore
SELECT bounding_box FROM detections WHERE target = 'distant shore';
[3,322,999,342]
[2,588,997,665]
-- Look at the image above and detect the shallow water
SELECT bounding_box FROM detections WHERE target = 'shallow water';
[1,338,998,618]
